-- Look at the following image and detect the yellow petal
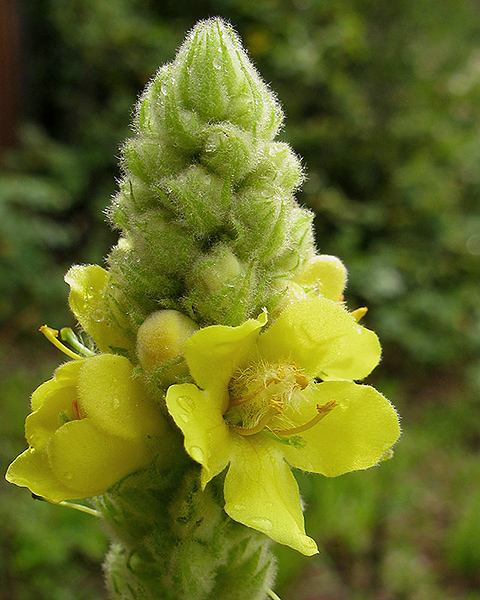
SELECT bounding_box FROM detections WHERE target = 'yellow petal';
[78,354,165,440]
[185,311,267,397]
[25,385,77,450]
[281,381,400,477]
[5,448,80,502]
[166,383,231,487]
[65,264,132,353]
[224,436,318,556]
[258,296,374,377]
[30,361,82,411]
[48,419,153,497]
[322,324,382,381]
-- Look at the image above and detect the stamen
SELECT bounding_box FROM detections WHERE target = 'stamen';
[39,325,83,360]
[231,405,282,436]
[295,373,309,390]
[272,400,338,436]
[60,328,95,357]
[350,306,368,322]
[229,389,260,407]
[72,399,85,420]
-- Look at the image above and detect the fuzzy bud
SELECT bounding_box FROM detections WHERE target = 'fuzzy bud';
[136,310,198,385]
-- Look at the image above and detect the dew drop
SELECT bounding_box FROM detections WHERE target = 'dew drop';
[92,309,104,323]
[232,504,246,512]
[213,59,222,70]
[250,517,273,531]
[177,396,195,413]
[189,446,204,463]
[161,83,168,96]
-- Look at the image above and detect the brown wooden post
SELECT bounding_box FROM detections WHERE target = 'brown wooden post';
[0,0,20,152]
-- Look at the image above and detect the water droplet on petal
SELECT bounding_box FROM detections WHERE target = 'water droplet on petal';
[250,517,273,531]
[161,83,168,95]
[189,446,204,463]
[213,59,222,70]
[177,396,195,413]
[92,309,104,323]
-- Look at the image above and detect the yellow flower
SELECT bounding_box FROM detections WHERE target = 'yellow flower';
[65,264,133,355]
[6,265,165,502]
[166,296,400,555]
[6,354,165,502]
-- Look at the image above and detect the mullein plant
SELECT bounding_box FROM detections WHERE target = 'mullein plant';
[6,18,400,600]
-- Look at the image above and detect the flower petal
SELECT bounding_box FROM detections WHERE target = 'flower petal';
[48,419,153,497]
[224,436,318,556]
[322,324,382,381]
[65,264,132,353]
[282,381,400,477]
[258,296,375,378]
[30,361,82,411]
[25,385,77,450]
[5,448,80,502]
[166,383,231,487]
[78,354,165,440]
[185,311,267,394]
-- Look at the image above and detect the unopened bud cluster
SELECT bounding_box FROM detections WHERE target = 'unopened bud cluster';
[106,19,315,335]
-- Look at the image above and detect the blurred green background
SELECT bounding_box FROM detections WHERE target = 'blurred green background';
[1,1,480,598]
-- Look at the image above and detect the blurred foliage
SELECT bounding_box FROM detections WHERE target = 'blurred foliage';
[1,0,480,598]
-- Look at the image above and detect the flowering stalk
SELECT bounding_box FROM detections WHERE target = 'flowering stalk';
[6,18,400,600]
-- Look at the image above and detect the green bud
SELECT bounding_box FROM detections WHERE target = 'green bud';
[174,19,283,138]
[200,123,258,184]
[106,16,316,340]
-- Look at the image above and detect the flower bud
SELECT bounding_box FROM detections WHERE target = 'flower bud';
[136,310,198,375]
[294,254,347,301]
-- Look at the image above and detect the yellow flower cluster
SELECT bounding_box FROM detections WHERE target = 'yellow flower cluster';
[6,256,400,555]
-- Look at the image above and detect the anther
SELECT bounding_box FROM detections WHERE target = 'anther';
[350,306,368,322]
